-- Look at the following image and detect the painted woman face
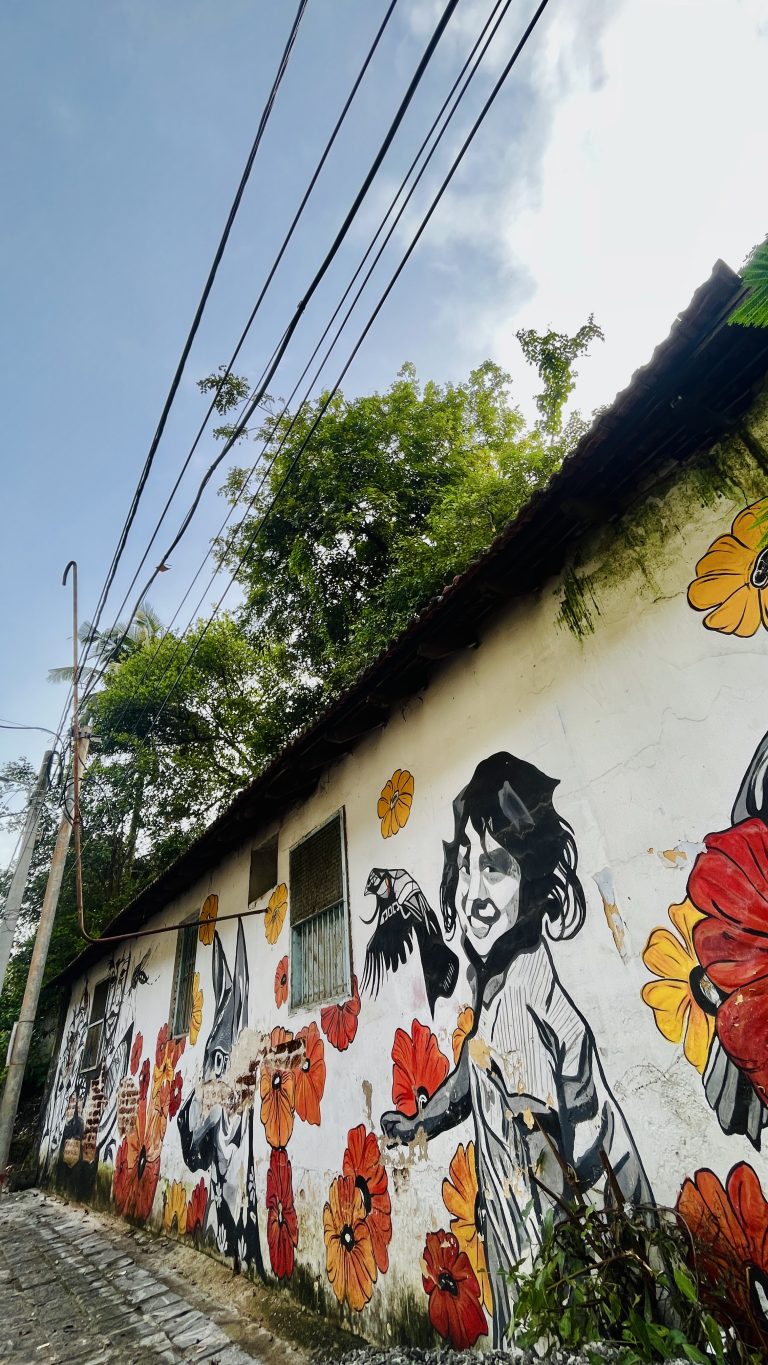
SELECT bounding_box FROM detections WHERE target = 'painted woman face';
[456,825,522,956]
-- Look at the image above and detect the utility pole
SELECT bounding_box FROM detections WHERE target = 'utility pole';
[0,732,90,1175]
[0,750,53,996]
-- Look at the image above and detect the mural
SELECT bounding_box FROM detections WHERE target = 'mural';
[40,946,144,1195]
[177,920,265,1272]
[362,868,458,1015]
[377,768,414,838]
[687,497,768,636]
[641,729,768,1146]
[380,752,652,1346]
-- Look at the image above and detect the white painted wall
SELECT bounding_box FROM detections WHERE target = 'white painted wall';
[39,405,768,1347]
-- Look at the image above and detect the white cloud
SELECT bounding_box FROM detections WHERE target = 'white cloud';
[411,0,768,419]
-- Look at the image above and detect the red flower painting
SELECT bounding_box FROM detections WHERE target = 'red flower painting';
[293,1022,326,1125]
[343,1124,392,1273]
[138,1058,150,1103]
[274,956,289,1009]
[130,1032,143,1076]
[689,819,768,1103]
[266,1148,299,1279]
[168,1072,183,1120]
[112,1095,163,1221]
[186,1177,208,1235]
[677,1162,768,1349]
[421,1229,487,1349]
[391,1019,449,1117]
[320,975,361,1052]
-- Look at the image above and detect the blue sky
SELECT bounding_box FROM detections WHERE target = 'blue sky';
[1,0,767,846]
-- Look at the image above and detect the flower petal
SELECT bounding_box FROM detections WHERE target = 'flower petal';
[732,500,768,551]
[642,926,693,982]
[681,998,714,1073]
[641,979,689,1044]
[704,584,761,637]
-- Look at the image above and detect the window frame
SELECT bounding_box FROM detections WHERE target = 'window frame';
[168,915,198,1040]
[80,976,111,1074]
[289,808,352,1012]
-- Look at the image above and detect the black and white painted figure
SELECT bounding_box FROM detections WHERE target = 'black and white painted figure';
[381,751,652,1346]
[362,868,458,1015]
[178,920,264,1274]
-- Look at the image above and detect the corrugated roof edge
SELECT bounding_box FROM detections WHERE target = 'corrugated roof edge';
[53,258,768,985]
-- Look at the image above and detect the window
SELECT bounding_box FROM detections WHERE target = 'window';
[81,977,110,1071]
[290,810,350,1009]
[249,835,278,905]
[169,920,198,1037]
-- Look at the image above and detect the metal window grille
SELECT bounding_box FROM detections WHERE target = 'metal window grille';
[290,813,350,1007]
[81,977,110,1071]
[170,922,197,1037]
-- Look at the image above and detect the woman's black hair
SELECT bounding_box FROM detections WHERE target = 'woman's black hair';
[439,751,586,944]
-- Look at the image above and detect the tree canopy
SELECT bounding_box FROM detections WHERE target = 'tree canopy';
[0,319,601,1086]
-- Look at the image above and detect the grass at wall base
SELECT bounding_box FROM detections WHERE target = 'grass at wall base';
[505,1148,762,1364]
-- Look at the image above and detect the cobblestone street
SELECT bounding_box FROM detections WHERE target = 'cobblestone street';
[0,1189,292,1364]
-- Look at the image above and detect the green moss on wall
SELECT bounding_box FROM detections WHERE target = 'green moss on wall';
[554,385,768,639]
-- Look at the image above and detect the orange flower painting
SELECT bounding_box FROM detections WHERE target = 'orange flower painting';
[677,1163,768,1350]
[198,893,218,945]
[274,956,289,1009]
[264,883,288,944]
[292,1022,326,1125]
[320,976,361,1052]
[377,769,414,838]
[260,1058,296,1149]
[323,1174,377,1311]
[189,973,203,1046]
[442,1141,491,1312]
[391,1018,449,1117]
[452,1006,474,1063]
[343,1124,392,1274]
[688,498,768,636]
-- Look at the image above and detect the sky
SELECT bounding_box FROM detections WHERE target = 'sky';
[1,0,767,853]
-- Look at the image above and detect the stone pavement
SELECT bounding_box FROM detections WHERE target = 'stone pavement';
[0,1188,265,1364]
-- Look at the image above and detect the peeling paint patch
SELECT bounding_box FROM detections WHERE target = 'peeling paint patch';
[656,840,705,867]
[593,867,630,962]
[361,1078,373,1126]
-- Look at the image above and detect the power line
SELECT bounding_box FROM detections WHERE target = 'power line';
[83,0,461,697]
[95,0,402,655]
[76,0,515,737]
[89,0,554,778]
[79,0,514,732]
[72,0,313,685]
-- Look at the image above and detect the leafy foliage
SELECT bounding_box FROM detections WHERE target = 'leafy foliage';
[1,321,601,1098]
[507,1155,758,1364]
[729,239,768,329]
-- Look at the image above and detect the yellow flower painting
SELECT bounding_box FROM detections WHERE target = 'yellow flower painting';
[198,893,218,946]
[452,1006,474,1064]
[377,769,414,838]
[163,1180,188,1236]
[641,898,716,1073]
[688,498,768,636]
[264,883,288,944]
[189,972,203,1046]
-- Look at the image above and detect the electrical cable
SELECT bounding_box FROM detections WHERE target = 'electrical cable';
[89,0,553,773]
[81,0,509,718]
[82,0,311,666]
[83,0,461,697]
[95,0,401,654]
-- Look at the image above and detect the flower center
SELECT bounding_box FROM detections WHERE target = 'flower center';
[751,547,768,590]
[277,1201,284,1226]
[272,1071,282,1090]
[355,1175,372,1215]
[137,1145,147,1178]
[689,965,721,1016]
[340,1224,355,1251]
[301,1058,310,1073]
[437,1270,458,1296]
[416,1086,429,1111]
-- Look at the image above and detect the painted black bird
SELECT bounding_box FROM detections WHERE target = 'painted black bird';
[362,868,458,1016]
